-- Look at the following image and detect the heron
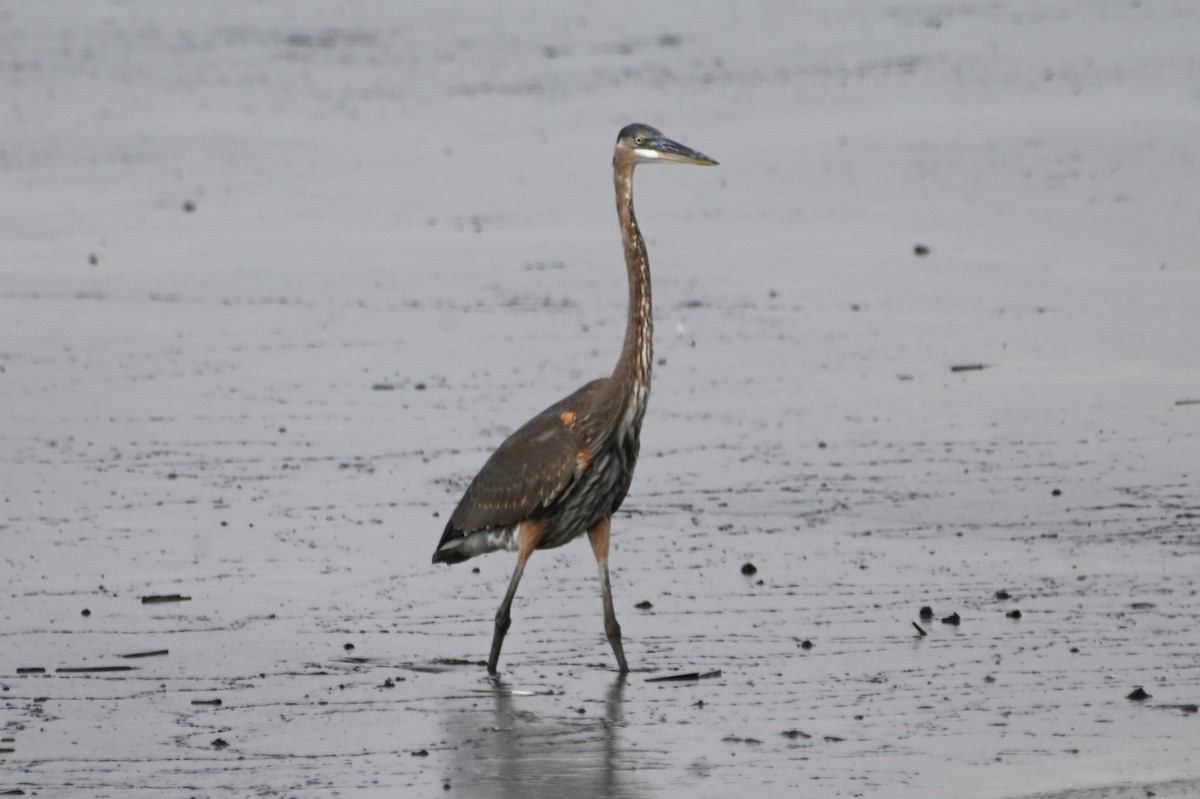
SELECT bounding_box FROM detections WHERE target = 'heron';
[432,123,718,674]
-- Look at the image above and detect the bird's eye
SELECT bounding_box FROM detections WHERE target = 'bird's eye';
[634,136,644,145]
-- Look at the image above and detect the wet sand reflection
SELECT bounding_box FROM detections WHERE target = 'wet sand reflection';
[440,673,645,799]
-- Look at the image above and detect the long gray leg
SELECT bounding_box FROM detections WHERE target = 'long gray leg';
[588,517,629,673]
[488,557,526,674]
[487,521,543,674]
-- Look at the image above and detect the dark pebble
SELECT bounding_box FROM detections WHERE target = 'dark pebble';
[740,562,757,576]
[799,639,814,650]
[1052,488,1062,496]
[1127,687,1151,701]
[412,749,429,757]
[81,608,91,617]
[343,643,355,651]
[183,200,196,213]
[919,606,934,619]
[913,244,930,256]
[941,612,961,625]
[211,738,229,749]
[994,590,1011,600]
[1006,610,1022,619]
[634,600,653,610]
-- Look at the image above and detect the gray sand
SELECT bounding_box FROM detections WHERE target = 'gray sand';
[2,1,1198,796]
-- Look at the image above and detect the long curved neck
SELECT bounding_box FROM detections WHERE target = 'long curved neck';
[612,157,653,399]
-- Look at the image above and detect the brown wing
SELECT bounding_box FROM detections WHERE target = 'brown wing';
[447,380,606,536]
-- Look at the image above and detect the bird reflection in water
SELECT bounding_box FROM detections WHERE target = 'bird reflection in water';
[438,674,646,799]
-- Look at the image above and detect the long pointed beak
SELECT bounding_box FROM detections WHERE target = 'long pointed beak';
[640,136,719,166]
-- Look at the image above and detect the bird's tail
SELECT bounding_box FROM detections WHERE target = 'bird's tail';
[432,521,518,564]
[432,521,469,565]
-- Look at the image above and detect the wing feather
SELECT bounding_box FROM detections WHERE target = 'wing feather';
[446,380,607,537]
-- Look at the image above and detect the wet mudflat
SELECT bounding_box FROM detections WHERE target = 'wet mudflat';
[2,1,1198,797]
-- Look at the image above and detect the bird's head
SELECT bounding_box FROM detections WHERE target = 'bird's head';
[615,123,718,167]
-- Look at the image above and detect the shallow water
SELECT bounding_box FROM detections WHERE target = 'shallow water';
[3,1,1199,796]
